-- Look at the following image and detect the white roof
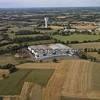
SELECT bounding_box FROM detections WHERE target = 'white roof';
[29,43,71,50]
[29,45,49,50]
[49,43,71,50]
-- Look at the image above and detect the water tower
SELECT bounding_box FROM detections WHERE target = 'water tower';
[44,17,48,28]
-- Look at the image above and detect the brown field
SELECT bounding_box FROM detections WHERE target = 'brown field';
[42,60,100,100]
[61,60,100,100]
[19,82,42,100]
[71,23,97,30]
[56,16,66,19]
[62,60,92,98]
[3,97,19,100]
[49,25,63,30]
[42,60,68,100]
[20,82,33,100]
[29,83,42,100]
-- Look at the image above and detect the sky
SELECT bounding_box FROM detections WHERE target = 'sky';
[0,0,100,8]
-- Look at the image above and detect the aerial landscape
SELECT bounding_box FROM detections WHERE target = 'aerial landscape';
[0,0,100,100]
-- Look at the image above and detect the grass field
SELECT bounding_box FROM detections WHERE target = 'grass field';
[0,69,54,95]
[9,26,35,32]
[15,34,35,38]
[16,62,58,69]
[0,39,55,49]
[0,55,19,65]
[70,42,100,49]
[53,34,100,42]
[21,39,55,45]
[0,54,32,65]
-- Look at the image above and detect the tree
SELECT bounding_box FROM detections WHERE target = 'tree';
[0,64,17,73]
[2,74,7,79]
[67,22,71,29]
[97,49,100,54]
[66,41,70,45]
[91,57,96,62]
[53,58,58,63]
[81,54,87,59]
[84,48,88,52]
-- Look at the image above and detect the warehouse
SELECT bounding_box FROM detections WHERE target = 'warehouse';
[28,43,74,60]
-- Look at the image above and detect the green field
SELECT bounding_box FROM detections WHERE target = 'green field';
[0,69,54,95]
[53,34,100,42]
[21,39,55,45]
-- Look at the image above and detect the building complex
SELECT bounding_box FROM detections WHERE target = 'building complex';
[28,43,75,60]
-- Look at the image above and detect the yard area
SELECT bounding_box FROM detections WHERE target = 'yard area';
[53,34,100,42]
[0,69,54,95]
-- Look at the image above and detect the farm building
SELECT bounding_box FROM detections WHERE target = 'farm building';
[28,43,75,60]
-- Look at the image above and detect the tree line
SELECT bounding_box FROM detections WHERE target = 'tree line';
[0,64,17,73]
[13,35,51,43]
[15,30,43,35]
[53,38,100,44]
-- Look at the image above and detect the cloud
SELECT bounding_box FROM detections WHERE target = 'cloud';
[0,0,100,8]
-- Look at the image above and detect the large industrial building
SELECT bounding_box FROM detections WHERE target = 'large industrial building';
[28,43,75,60]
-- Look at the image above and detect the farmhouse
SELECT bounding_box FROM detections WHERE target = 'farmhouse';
[28,43,75,60]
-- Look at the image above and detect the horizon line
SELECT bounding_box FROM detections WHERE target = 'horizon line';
[0,6,100,9]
